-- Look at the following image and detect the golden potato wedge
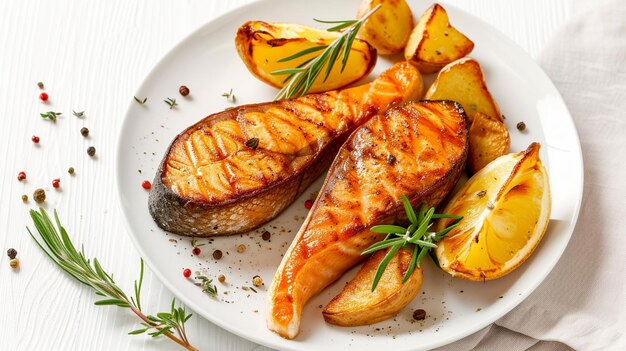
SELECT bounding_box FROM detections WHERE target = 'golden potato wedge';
[468,113,510,174]
[235,21,377,93]
[356,0,414,55]
[404,4,474,73]
[425,57,502,123]
[323,247,423,327]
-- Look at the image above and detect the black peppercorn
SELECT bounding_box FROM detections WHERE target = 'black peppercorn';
[37,82,44,89]
[262,230,271,241]
[7,248,17,259]
[80,127,89,137]
[87,146,96,157]
[517,121,526,131]
[212,250,223,260]
[413,309,426,321]
[179,85,190,96]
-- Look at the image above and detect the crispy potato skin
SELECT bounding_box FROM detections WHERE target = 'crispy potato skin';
[235,21,377,93]
[323,247,423,326]
[425,57,502,123]
[467,112,510,174]
[149,62,423,237]
[404,4,474,73]
[356,0,414,55]
[266,100,468,339]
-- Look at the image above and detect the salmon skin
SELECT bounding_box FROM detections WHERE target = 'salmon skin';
[149,62,423,237]
[266,100,469,339]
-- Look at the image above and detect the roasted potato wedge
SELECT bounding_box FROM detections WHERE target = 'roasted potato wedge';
[468,113,510,174]
[404,4,474,73]
[235,21,377,93]
[323,247,423,327]
[425,57,502,123]
[357,0,414,55]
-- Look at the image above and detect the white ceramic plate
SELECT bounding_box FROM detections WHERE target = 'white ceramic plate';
[116,1,583,350]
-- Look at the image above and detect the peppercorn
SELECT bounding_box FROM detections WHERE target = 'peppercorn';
[183,268,191,278]
[32,135,40,143]
[39,92,49,102]
[217,274,226,283]
[37,82,44,89]
[52,178,60,188]
[68,167,75,175]
[237,244,246,253]
[413,309,426,321]
[192,247,201,256]
[179,85,190,97]
[252,275,263,287]
[10,258,20,269]
[517,121,526,131]
[7,248,17,259]
[212,250,223,260]
[17,171,26,181]
[33,188,46,203]
[142,180,152,190]
[262,230,271,241]
[87,146,96,157]
[21,194,28,202]
[304,199,314,210]
[80,127,89,137]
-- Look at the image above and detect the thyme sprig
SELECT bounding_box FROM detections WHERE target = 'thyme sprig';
[134,96,147,105]
[222,88,236,102]
[26,208,198,351]
[195,275,217,298]
[363,195,463,292]
[164,97,178,109]
[40,111,62,122]
[271,4,381,100]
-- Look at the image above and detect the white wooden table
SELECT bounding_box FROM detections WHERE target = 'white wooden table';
[1,1,573,350]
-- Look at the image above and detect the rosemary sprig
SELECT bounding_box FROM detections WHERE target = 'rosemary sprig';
[195,275,217,298]
[72,110,85,118]
[164,97,178,109]
[363,195,463,291]
[40,111,62,122]
[271,4,381,100]
[134,96,147,105]
[26,208,198,351]
[190,238,204,248]
[222,88,236,102]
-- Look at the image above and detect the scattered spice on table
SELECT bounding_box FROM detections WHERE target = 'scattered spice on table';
[517,121,526,131]
[141,180,151,190]
[164,97,177,109]
[40,111,61,122]
[192,247,201,256]
[196,275,218,298]
[33,188,46,203]
[9,258,20,269]
[212,249,223,260]
[68,167,75,175]
[252,275,263,287]
[262,230,271,241]
[304,199,313,210]
[413,309,426,321]
[237,244,246,253]
[17,171,26,181]
[183,268,191,278]
[7,248,17,259]
[39,92,49,102]
[87,146,96,157]
[134,96,147,105]
[52,178,60,188]
[222,88,236,102]
[37,82,44,89]
[32,135,40,143]
[217,274,226,283]
[179,85,190,96]
[21,194,28,202]
[73,110,84,118]
[80,127,89,137]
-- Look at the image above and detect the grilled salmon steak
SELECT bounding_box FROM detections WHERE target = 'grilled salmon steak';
[266,100,469,339]
[148,62,423,236]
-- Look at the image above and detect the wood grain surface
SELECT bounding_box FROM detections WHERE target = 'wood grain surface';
[0,1,572,350]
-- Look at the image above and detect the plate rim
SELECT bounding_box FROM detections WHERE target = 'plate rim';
[115,1,584,350]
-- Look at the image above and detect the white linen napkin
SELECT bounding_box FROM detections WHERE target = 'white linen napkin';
[441,0,626,349]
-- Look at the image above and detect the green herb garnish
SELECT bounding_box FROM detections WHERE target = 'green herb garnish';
[164,97,177,109]
[271,4,381,100]
[26,208,198,351]
[195,275,217,298]
[134,96,147,105]
[190,238,204,248]
[40,111,62,122]
[363,195,463,292]
[73,110,85,118]
[222,88,236,102]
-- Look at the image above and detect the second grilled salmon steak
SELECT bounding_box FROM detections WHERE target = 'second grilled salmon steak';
[266,100,469,339]
[149,62,423,236]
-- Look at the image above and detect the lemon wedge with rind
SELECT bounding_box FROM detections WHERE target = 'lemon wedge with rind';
[435,143,551,281]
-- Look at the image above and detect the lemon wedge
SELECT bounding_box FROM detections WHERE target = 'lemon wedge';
[435,143,551,281]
